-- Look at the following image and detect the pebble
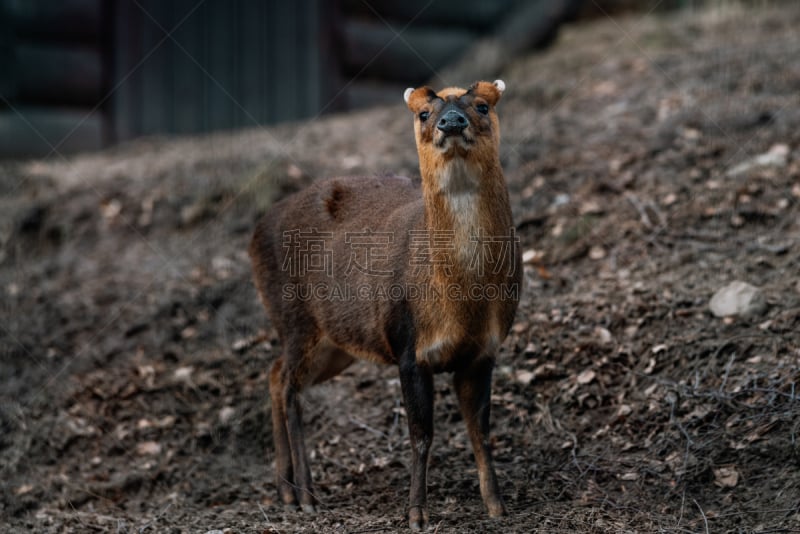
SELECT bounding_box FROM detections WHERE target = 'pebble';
[709,281,767,318]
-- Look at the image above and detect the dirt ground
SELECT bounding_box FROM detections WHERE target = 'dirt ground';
[2,4,800,533]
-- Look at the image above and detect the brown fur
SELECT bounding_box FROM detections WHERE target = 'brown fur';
[249,80,521,530]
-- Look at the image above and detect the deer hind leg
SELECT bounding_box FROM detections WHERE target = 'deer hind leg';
[269,358,298,509]
[453,357,507,518]
[271,351,318,513]
[284,374,317,513]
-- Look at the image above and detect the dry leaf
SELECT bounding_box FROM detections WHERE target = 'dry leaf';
[15,484,34,495]
[515,370,535,386]
[713,466,739,488]
[136,441,162,456]
[616,404,633,418]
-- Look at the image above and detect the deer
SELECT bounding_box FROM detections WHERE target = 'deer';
[249,79,521,530]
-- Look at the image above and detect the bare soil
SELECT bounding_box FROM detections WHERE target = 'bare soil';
[2,5,799,533]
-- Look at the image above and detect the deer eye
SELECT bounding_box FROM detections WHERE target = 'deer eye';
[476,103,489,115]
[419,111,430,122]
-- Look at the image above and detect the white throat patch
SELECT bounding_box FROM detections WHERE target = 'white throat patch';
[438,158,479,195]
[437,159,481,263]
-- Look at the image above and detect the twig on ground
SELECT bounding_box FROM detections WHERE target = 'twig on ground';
[693,499,710,534]
[719,352,736,393]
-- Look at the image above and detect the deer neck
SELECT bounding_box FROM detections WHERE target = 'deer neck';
[421,155,511,276]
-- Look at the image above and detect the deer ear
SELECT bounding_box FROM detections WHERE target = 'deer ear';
[404,86,438,111]
[469,80,504,106]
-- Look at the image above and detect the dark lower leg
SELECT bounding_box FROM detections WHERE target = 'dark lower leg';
[285,384,317,512]
[399,358,434,531]
[454,358,506,517]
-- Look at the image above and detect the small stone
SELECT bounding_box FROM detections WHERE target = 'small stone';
[173,366,194,382]
[287,163,304,179]
[709,281,767,318]
[576,369,596,385]
[552,193,570,208]
[219,406,236,425]
[595,327,613,345]
[100,199,122,219]
[589,245,606,260]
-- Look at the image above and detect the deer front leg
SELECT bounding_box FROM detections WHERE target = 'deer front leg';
[399,356,434,531]
[453,357,506,518]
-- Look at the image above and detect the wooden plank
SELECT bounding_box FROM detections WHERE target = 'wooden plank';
[205,0,235,131]
[171,0,204,134]
[342,19,474,83]
[270,1,298,122]
[0,107,104,157]
[15,44,103,105]
[7,0,102,42]
[139,0,173,134]
[107,0,337,138]
[111,0,143,141]
[0,0,16,100]
[315,0,345,116]
[238,0,268,127]
[297,0,322,118]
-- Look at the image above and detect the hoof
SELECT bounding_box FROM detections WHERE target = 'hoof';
[408,506,429,531]
[301,503,317,514]
[283,503,299,513]
[487,500,507,518]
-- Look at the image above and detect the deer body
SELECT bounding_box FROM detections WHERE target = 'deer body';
[250,80,521,530]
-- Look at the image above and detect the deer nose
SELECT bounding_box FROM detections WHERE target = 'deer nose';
[437,109,468,134]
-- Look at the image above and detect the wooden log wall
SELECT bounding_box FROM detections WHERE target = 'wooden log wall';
[0,0,107,157]
[111,0,339,142]
[0,0,339,158]
[0,0,699,158]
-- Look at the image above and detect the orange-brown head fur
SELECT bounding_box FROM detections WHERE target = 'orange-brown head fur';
[404,80,504,180]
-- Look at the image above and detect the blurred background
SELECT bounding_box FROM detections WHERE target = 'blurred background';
[0,0,780,158]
